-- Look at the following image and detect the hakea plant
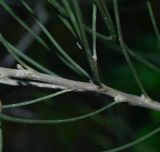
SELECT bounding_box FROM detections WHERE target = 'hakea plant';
[0,0,160,151]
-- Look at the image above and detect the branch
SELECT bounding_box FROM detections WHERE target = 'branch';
[0,78,66,90]
[0,67,160,112]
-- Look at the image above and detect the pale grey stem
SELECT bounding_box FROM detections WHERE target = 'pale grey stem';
[0,78,67,90]
[0,67,160,112]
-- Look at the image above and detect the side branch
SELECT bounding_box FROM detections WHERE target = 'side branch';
[0,67,160,112]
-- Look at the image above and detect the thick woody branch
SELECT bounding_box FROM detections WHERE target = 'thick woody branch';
[0,67,160,112]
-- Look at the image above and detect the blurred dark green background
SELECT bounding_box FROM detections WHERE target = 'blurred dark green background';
[0,0,160,152]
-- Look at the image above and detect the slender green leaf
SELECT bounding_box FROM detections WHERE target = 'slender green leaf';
[95,0,116,38]
[125,45,160,73]
[0,34,56,75]
[102,125,160,152]
[0,89,73,109]
[71,0,90,54]
[85,25,113,41]
[85,29,160,73]
[47,0,66,17]
[0,33,32,70]
[57,55,89,77]
[0,102,117,124]
[22,0,90,78]
[71,0,100,83]
[47,0,77,37]
[146,0,160,43]
[0,122,2,152]
[113,0,148,96]
[62,0,82,40]
[0,0,49,50]
[58,15,76,37]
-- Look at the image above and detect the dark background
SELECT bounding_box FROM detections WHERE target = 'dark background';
[0,0,160,151]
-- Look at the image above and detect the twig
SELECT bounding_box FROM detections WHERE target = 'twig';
[0,78,67,90]
[0,67,160,112]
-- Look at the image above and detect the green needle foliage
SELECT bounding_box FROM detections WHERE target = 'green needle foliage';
[113,0,149,97]
[0,0,160,152]
[0,34,56,75]
[146,0,160,43]
[0,89,73,109]
[102,125,160,152]
[94,0,116,38]
[0,101,117,124]
[0,1,49,50]
[22,0,90,78]
[0,124,2,152]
